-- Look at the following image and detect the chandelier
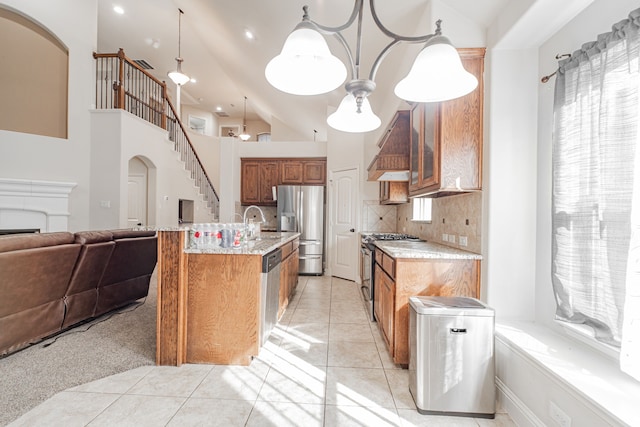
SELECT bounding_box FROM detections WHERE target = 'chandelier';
[168,8,190,86]
[265,0,478,133]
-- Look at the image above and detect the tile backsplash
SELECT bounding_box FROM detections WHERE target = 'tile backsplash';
[238,205,278,230]
[396,192,482,254]
[361,200,397,233]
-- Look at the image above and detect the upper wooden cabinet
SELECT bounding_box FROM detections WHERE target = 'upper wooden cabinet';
[367,110,411,181]
[241,158,326,205]
[280,159,327,185]
[409,48,485,197]
[241,160,278,205]
[380,181,409,205]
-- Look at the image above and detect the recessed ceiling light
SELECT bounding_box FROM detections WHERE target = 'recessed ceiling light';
[216,106,222,111]
[190,78,197,83]
[244,29,254,40]
[113,5,124,14]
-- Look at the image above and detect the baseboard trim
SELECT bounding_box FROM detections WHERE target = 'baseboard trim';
[495,377,545,427]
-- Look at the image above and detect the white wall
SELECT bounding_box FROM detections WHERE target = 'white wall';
[483,48,539,318]
[90,110,216,229]
[0,0,97,231]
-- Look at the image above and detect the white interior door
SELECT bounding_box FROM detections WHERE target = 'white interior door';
[329,168,358,281]
[127,173,147,227]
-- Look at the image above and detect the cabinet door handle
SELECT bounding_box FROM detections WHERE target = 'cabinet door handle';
[349,228,355,232]
[450,328,467,334]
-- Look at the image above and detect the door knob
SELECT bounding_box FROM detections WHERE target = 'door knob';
[350,228,355,232]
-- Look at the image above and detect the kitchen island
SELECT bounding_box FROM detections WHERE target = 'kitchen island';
[373,240,482,366]
[156,230,299,366]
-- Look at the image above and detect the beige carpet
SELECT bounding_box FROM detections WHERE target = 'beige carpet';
[0,273,157,426]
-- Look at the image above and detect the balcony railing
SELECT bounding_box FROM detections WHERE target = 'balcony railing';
[93,48,219,218]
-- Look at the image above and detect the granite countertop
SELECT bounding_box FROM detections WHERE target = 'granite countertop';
[374,240,482,260]
[184,231,300,256]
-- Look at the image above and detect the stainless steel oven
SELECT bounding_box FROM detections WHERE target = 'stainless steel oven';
[360,240,375,321]
[360,233,421,322]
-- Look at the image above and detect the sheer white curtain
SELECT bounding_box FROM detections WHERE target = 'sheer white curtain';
[552,8,640,380]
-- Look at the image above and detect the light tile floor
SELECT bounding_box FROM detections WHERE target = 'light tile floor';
[9,276,516,427]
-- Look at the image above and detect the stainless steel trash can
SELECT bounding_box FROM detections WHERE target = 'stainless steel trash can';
[409,296,495,418]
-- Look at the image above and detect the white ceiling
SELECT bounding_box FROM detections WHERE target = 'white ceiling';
[97,0,511,140]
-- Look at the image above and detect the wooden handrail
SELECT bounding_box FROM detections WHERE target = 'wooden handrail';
[93,48,219,216]
[93,49,167,87]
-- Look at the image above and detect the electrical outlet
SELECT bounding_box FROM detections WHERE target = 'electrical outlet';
[442,233,448,242]
[100,200,111,208]
[448,234,456,243]
[549,401,571,427]
[459,236,468,247]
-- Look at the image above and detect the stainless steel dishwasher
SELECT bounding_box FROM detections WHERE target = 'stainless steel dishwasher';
[261,248,282,345]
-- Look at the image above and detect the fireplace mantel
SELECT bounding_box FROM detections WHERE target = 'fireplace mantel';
[0,178,76,232]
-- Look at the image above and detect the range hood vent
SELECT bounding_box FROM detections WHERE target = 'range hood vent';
[367,110,410,181]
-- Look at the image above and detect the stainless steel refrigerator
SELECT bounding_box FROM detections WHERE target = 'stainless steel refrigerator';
[277,185,324,275]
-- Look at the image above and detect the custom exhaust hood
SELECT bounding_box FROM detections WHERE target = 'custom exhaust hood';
[367,110,410,181]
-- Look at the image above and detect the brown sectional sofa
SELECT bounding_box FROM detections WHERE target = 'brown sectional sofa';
[0,229,157,357]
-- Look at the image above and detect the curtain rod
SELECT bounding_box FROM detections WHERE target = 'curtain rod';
[541,53,571,83]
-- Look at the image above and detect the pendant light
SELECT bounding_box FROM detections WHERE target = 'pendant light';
[265,1,478,133]
[238,96,251,141]
[168,8,190,86]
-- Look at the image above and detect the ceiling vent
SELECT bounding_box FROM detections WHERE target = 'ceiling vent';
[133,59,154,70]
[215,111,229,118]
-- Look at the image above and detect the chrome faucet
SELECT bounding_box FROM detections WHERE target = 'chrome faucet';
[243,205,266,240]
[243,205,266,224]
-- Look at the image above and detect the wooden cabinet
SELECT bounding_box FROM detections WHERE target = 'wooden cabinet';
[279,159,327,185]
[279,238,299,319]
[280,161,303,184]
[374,248,480,366]
[380,181,408,204]
[374,250,396,352]
[409,48,485,197]
[241,160,278,206]
[302,160,326,184]
[242,158,327,205]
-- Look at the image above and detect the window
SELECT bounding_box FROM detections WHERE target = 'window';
[188,115,206,135]
[552,7,640,380]
[257,132,271,142]
[411,197,432,222]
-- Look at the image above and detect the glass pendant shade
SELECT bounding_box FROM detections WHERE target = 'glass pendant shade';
[394,36,477,103]
[239,127,251,141]
[327,93,381,133]
[265,27,347,95]
[168,62,190,86]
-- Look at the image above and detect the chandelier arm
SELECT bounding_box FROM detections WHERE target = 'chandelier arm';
[368,34,435,82]
[331,32,357,80]
[369,0,436,43]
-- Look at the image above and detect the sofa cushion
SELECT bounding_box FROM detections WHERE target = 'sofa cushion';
[0,232,74,253]
[0,243,81,317]
[74,230,113,244]
[63,233,116,327]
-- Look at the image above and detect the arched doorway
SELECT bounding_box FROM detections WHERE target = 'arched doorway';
[127,156,151,227]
